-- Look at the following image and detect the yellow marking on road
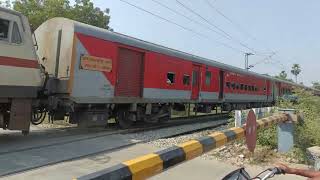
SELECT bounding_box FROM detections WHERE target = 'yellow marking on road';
[209,132,227,147]
[123,153,163,180]
[229,127,245,140]
[178,140,203,160]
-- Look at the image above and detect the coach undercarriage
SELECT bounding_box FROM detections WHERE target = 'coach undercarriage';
[50,102,172,129]
[39,99,273,129]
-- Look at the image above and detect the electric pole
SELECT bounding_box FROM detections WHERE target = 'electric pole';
[244,53,254,70]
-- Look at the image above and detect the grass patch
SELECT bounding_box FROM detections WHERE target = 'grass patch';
[256,88,320,163]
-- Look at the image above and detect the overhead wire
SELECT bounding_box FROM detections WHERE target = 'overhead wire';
[150,0,225,40]
[119,0,244,53]
[204,0,294,72]
[204,0,258,43]
[175,0,258,54]
[120,0,292,75]
[205,0,278,58]
[250,52,276,67]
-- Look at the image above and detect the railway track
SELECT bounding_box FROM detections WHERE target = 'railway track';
[0,113,230,177]
[0,113,229,155]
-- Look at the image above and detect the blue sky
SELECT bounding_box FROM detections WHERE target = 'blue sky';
[93,0,319,86]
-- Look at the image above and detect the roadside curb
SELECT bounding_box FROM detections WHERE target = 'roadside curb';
[76,114,288,180]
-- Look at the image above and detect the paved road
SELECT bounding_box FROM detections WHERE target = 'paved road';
[0,120,227,177]
[2,142,305,180]
[152,157,306,180]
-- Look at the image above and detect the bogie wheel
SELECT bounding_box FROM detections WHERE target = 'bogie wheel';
[159,107,171,123]
[116,109,133,129]
[31,108,47,125]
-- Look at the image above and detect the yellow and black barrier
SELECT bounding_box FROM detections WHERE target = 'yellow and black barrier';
[75,113,288,180]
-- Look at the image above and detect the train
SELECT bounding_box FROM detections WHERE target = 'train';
[0,7,318,134]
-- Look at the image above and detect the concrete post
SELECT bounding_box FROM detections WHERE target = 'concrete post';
[307,146,320,170]
[277,109,296,153]
[235,110,242,127]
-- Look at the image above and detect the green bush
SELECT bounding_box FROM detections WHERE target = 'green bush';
[257,125,277,148]
[257,88,320,162]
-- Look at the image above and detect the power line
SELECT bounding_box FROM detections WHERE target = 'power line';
[176,0,230,39]
[150,0,255,54]
[120,0,292,74]
[205,0,281,59]
[252,55,289,72]
[119,0,244,53]
[204,0,291,71]
[150,0,224,39]
[205,0,259,43]
[251,52,276,67]
[175,0,257,53]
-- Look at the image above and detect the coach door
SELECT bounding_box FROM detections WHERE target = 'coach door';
[219,71,224,100]
[115,48,144,97]
[266,80,270,101]
[191,65,200,100]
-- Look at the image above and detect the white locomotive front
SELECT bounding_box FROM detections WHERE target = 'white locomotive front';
[0,7,42,134]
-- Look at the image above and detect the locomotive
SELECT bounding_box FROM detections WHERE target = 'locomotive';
[0,7,316,134]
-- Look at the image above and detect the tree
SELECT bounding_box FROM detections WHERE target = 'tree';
[291,64,301,83]
[279,70,287,79]
[0,0,11,8]
[312,82,320,90]
[71,0,110,30]
[5,0,11,8]
[275,70,287,80]
[13,0,111,31]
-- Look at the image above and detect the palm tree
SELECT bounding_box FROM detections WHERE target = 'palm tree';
[291,64,301,83]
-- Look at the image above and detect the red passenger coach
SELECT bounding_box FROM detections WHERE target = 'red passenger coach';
[33,18,285,128]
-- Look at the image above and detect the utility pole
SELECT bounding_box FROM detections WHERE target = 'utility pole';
[244,53,254,70]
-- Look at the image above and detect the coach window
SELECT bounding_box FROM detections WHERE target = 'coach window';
[205,71,211,86]
[226,82,231,88]
[236,83,239,90]
[11,22,22,44]
[240,84,244,90]
[0,18,10,41]
[167,72,175,84]
[245,85,248,91]
[231,82,235,89]
[183,74,190,85]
